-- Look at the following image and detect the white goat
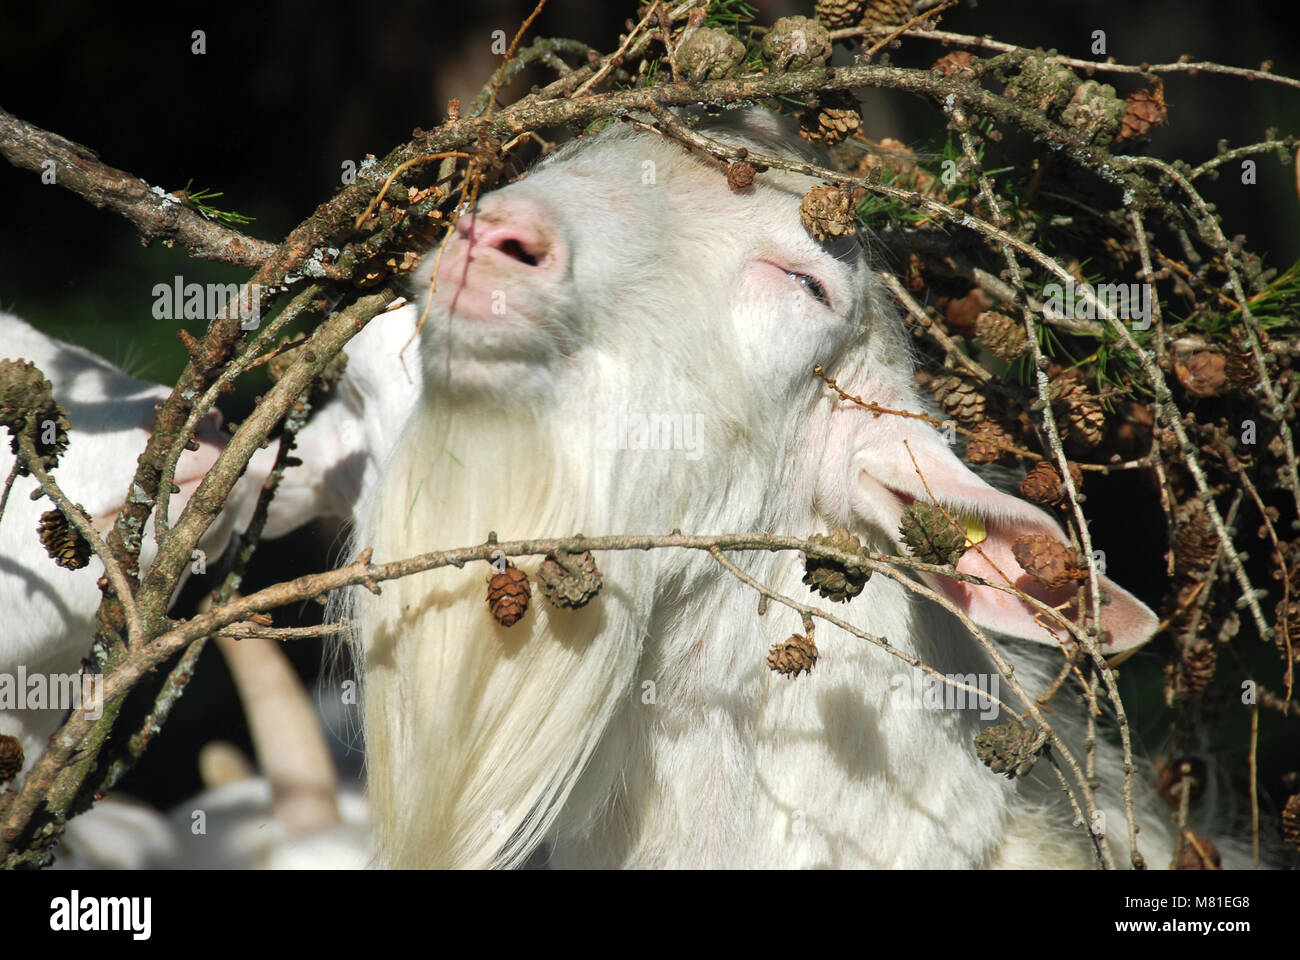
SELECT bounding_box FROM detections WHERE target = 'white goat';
[0,308,417,784]
[342,109,1191,869]
[0,309,418,866]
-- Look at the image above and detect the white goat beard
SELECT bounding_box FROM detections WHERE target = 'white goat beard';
[351,401,641,868]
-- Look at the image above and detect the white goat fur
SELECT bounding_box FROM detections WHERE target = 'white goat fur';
[345,110,1197,869]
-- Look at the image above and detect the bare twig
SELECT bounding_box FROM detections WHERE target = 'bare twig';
[572,3,660,97]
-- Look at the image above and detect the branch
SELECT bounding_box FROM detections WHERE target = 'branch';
[876,28,1300,92]
[0,106,275,268]
[0,526,1117,867]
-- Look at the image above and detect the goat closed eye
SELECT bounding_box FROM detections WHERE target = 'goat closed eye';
[788,271,830,308]
[758,260,832,310]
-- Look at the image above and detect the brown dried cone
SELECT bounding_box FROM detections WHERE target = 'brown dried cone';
[814,0,866,29]
[798,92,863,146]
[37,508,91,570]
[0,733,22,784]
[963,420,1014,465]
[1113,399,1154,457]
[1164,636,1218,701]
[854,138,937,194]
[486,563,531,627]
[1019,460,1084,506]
[725,161,755,192]
[1282,793,1300,852]
[1174,350,1228,398]
[800,184,858,242]
[1116,85,1168,142]
[1011,535,1087,589]
[1172,500,1220,582]
[862,0,914,28]
[930,374,987,423]
[760,16,832,72]
[1048,376,1106,446]
[938,288,992,334]
[1222,339,1260,388]
[536,550,603,610]
[802,528,871,602]
[1175,835,1222,870]
[899,502,968,567]
[974,310,1028,362]
[0,358,72,475]
[974,720,1040,779]
[767,633,819,678]
[933,50,977,77]
[676,27,746,82]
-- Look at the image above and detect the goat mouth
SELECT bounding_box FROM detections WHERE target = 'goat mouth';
[423,274,566,367]
[431,248,552,326]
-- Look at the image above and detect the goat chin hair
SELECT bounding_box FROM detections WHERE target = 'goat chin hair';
[331,107,1257,869]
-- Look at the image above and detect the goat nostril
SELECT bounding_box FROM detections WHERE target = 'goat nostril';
[494,237,540,267]
[461,209,557,270]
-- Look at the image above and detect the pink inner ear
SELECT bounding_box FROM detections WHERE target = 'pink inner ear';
[847,402,1160,654]
[176,410,227,493]
[932,519,1089,646]
[916,509,1158,654]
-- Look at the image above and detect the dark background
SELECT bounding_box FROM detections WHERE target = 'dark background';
[2,1,1296,829]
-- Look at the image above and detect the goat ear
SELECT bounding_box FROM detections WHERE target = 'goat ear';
[848,411,1158,654]
[261,398,369,539]
[186,410,336,541]
[93,305,418,541]
[183,402,372,542]
[87,407,228,537]
[174,409,227,506]
[90,406,316,541]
